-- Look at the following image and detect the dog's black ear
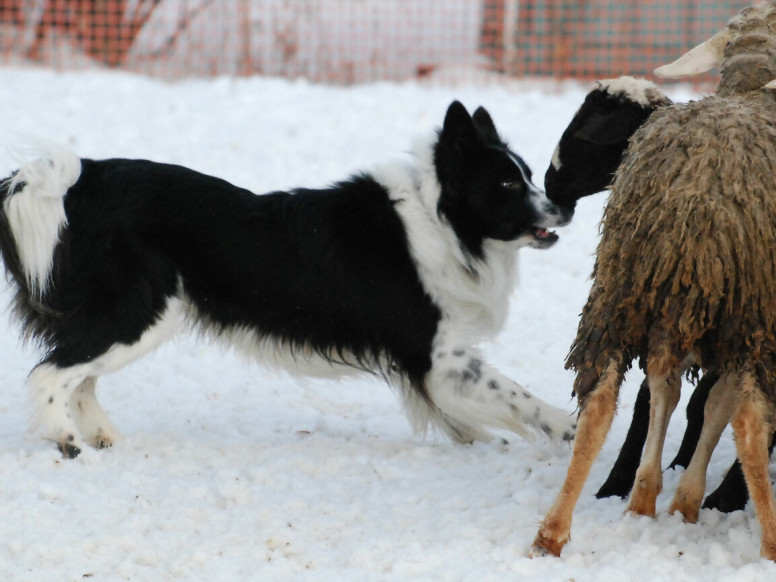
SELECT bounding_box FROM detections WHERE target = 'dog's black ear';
[574,107,643,145]
[440,101,478,144]
[472,106,501,144]
[438,101,481,162]
[436,102,481,194]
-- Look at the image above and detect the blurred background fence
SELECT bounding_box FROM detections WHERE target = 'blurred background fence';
[0,0,754,83]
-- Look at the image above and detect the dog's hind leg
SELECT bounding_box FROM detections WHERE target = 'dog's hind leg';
[69,377,122,449]
[28,363,92,458]
[400,382,485,444]
[426,346,576,444]
[30,366,127,457]
[31,296,183,457]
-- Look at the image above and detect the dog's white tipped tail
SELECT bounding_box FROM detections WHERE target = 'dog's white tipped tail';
[3,141,81,296]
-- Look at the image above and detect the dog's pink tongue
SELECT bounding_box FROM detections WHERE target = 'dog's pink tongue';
[535,229,551,238]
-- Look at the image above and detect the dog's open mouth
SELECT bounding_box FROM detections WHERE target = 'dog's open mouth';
[530,228,559,248]
[533,228,557,241]
[533,228,559,242]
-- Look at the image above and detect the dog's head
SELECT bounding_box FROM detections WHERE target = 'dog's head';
[434,101,570,259]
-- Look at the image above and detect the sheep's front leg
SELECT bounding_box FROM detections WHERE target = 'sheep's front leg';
[531,360,621,557]
[627,367,681,516]
[730,370,776,561]
[669,374,736,522]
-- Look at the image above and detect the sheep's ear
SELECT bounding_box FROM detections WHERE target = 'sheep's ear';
[764,78,776,89]
[654,29,733,78]
[574,109,643,145]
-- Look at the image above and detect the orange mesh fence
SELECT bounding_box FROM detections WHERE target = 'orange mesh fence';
[511,1,751,80]
[0,1,754,82]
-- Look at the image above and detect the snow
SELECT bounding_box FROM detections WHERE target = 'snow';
[0,68,774,581]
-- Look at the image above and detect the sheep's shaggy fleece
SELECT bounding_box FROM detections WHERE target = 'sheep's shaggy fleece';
[567,92,776,403]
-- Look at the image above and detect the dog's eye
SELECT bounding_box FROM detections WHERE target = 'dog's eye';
[501,180,523,190]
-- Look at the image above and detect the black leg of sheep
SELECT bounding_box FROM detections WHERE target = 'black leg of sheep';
[703,430,776,512]
[595,378,650,498]
[667,373,718,469]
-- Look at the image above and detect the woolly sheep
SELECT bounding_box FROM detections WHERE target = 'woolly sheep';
[545,77,772,512]
[533,1,776,560]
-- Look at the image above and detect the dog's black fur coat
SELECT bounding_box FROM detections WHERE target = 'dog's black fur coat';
[49,161,438,385]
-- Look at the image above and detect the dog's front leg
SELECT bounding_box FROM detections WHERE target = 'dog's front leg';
[426,346,576,444]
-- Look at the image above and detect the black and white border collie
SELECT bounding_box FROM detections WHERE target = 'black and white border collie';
[0,101,574,457]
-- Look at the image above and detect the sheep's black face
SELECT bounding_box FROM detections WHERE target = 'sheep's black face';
[545,88,658,215]
[434,101,569,258]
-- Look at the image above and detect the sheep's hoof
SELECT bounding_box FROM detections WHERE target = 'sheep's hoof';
[530,532,566,558]
[627,479,660,517]
[668,491,701,523]
[702,488,748,513]
[595,472,633,499]
[761,540,776,562]
[702,473,749,513]
[626,501,657,517]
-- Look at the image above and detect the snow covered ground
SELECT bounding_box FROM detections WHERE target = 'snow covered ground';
[0,68,774,581]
